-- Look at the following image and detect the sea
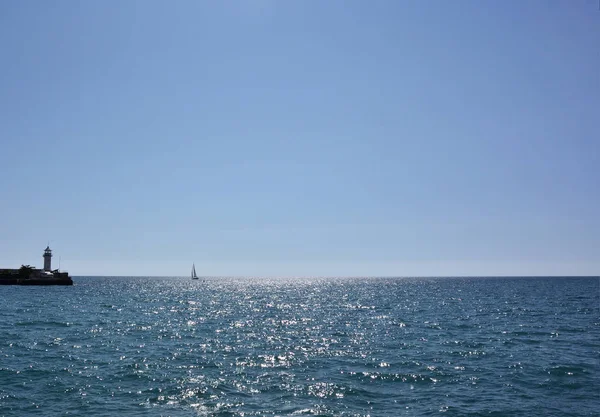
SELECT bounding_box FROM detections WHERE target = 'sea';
[0,276,598,416]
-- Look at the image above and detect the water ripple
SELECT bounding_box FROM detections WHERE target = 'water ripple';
[0,276,598,416]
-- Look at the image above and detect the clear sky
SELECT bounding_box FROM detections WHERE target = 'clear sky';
[1,1,598,277]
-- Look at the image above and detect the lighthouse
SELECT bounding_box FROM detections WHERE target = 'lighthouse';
[43,246,52,272]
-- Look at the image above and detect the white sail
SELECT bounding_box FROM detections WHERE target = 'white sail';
[191,263,198,279]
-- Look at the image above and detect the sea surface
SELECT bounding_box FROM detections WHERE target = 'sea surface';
[0,276,598,416]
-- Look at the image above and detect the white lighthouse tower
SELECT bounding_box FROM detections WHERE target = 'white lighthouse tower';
[43,246,52,272]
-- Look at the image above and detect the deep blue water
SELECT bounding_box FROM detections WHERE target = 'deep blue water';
[0,276,598,416]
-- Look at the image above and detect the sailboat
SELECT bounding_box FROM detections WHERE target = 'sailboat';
[191,263,199,280]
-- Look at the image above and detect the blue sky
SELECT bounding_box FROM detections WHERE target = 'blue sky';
[1,1,598,276]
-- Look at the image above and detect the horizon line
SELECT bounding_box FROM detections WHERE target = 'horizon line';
[71,275,599,279]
